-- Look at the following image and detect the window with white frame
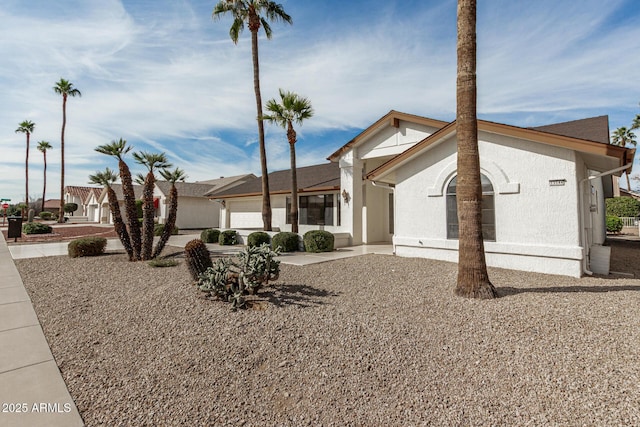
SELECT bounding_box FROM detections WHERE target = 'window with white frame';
[446,174,495,241]
[286,194,337,226]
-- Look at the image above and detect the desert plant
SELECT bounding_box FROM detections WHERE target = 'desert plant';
[39,211,53,220]
[197,244,280,311]
[606,215,624,233]
[151,167,186,259]
[247,231,270,247]
[22,222,52,235]
[154,223,179,236]
[185,239,213,281]
[271,231,299,252]
[27,209,35,223]
[200,228,221,243]
[219,230,237,245]
[68,237,107,258]
[303,230,334,253]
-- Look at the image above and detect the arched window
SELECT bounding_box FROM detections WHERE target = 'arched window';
[446,174,496,241]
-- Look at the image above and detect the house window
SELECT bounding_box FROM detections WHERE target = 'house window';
[286,194,336,226]
[446,174,495,241]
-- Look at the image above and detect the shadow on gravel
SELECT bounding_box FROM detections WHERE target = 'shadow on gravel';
[498,284,640,297]
[259,283,340,308]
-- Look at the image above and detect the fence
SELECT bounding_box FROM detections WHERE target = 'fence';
[619,217,638,227]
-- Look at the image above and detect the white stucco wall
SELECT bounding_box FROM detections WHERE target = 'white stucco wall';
[172,196,220,229]
[392,132,586,277]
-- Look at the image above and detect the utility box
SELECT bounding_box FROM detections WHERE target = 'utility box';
[7,216,22,239]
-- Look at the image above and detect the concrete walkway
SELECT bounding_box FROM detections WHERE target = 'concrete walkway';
[1,231,392,427]
[0,233,84,427]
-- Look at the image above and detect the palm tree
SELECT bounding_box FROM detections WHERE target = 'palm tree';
[53,78,81,223]
[36,141,52,212]
[152,167,187,259]
[631,114,640,131]
[133,151,171,260]
[95,139,142,260]
[88,168,134,260]
[264,89,314,233]
[15,120,35,209]
[611,127,637,190]
[213,0,292,231]
[454,0,496,299]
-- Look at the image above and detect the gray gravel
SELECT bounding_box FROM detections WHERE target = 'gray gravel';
[15,245,640,426]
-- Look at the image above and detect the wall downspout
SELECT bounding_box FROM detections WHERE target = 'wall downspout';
[579,163,632,275]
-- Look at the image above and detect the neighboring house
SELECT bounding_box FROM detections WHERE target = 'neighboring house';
[214,110,633,277]
[42,199,61,215]
[209,163,341,234]
[64,186,99,216]
[84,188,102,223]
[96,184,144,224]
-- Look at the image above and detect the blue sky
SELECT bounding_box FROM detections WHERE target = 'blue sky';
[1,0,639,204]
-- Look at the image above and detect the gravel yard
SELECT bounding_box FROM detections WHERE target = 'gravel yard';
[15,241,640,426]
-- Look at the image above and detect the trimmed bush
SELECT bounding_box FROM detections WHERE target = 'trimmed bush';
[22,222,53,235]
[39,211,53,220]
[606,215,624,233]
[303,230,334,253]
[248,231,270,247]
[219,230,237,246]
[272,232,299,252]
[154,223,179,236]
[63,203,78,215]
[200,228,220,243]
[606,196,640,218]
[68,237,107,258]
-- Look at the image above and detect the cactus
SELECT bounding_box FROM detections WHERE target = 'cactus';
[27,209,35,223]
[184,239,213,281]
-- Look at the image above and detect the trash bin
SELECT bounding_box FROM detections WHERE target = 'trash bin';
[7,216,23,239]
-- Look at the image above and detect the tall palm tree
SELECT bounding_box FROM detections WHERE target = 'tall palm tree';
[632,114,640,131]
[264,89,314,233]
[454,0,496,299]
[152,167,187,259]
[133,151,171,260]
[213,0,292,231]
[36,141,52,212]
[88,168,134,260]
[15,120,35,209]
[95,139,142,260]
[53,78,81,223]
[611,127,637,190]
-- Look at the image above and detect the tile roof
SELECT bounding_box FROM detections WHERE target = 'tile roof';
[65,186,100,203]
[155,181,218,198]
[197,174,257,195]
[210,163,340,199]
[97,184,143,202]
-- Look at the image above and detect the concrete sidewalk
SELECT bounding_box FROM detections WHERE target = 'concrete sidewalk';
[0,233,84,427]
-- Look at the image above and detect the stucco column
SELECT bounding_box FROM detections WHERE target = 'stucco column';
[339,150,363,245]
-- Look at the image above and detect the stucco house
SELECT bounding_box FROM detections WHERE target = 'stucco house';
[216,110,634,277]
[64,186,100,216]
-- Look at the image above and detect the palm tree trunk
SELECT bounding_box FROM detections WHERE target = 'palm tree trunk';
[454,0,496,299]
[58,94,67,223]
[251,28,272,231]
[25,132,29,208]
[152,185,178,259]
[288,122,299,233]
[141,172,156,260]
[119,159,141,260]
[41,152,47,213]
[107,187,133,260]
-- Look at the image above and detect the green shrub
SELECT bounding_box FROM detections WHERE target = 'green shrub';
[154,223,179,236]
[606,215,624,233]
[39,211,53,220]
[68,237,107,258]
[200,228,220,243]
[248,231,270,247]
[271,232,299,252]
[303,230,334,253]
[606,197,640,218]
[219,230,237,246]
[22,222,52,235]
[148,259,179,268]
[63,203,78,215]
